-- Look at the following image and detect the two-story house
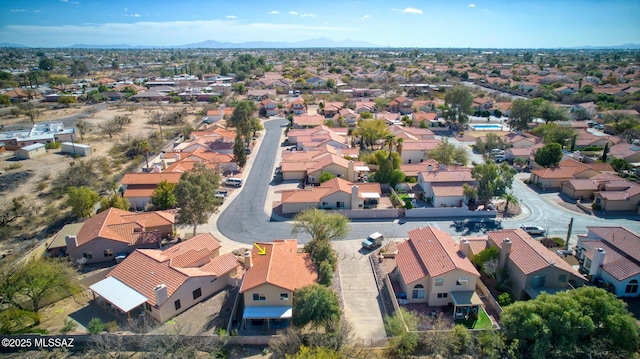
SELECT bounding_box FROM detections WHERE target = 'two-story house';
[418,164,475,207]
[239,240,317,329]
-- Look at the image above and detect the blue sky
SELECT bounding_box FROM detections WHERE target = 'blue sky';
[0,0,638,48]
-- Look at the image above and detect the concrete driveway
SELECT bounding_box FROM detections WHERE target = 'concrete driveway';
[333,240,387,342]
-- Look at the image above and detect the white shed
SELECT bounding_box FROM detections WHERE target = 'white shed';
[15,143,46,160]
[61,142,92,157]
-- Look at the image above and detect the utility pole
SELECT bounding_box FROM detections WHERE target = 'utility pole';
[566,217,574,250]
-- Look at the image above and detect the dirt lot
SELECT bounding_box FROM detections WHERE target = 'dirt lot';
[0,101,202,255]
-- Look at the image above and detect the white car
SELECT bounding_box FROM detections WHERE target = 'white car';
[520,224,545,235]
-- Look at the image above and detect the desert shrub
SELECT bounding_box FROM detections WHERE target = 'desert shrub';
[88,318,105,334]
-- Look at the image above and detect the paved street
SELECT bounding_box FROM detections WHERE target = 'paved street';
[333,240,387,341]
[209,119,640,247]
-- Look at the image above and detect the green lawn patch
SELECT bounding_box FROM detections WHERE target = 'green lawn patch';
[454,307,492,330]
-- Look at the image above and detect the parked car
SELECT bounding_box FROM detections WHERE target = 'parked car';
[491,149,506,155]
[115,253,128,263]
[362,232,384,250]
[222,177,243,187]
[520,224,545,235]
[494,154,506,162]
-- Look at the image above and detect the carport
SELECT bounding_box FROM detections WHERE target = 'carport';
[89,277,148,319]
[450,291,483,320]
[242,306,291,330]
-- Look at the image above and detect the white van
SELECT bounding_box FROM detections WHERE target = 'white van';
[223,177,243,187]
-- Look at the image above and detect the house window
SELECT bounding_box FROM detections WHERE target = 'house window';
[103,249,113,257]
[626,280,639,294]
[456,278,469,286]
[336,201,345,208]
[584,258,592,270]
[437,293,448,298]
[83,252,93,259]
[145,303,152,312]
[322,202,328,206]
[174,300,181,311]
[192,288,202,300]
[558,274,567,282]
[435,278,444,286]
[253,293,266,301]
[412,284,425,299]
[280,293,289,301]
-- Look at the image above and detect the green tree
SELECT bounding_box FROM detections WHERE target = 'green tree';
[286,346,341,359]
[233,134,247,168]
[509,98,538,131]
[353,118,390,150]
[472,162,517,204]
[384,308,419,358]
[98,193,130,212]
[0,94,10,106]
[175,163,221,236]
[292,284,340,329]
[610,158,631,174]
[532,123,575,147]
[0,258,80,326]
[444,86,474,125]
[38,57,55,71]
[501,287,639,358]
[428,139,469,165]
[291,208,350,243]
[151,180,178,209]
[463,183,478,204]
[471,246,500,270]
[500,191,519,214]
[318,171,336,183]
[229,100,259,140]
[67,186,99,218]
[48,75,73,91]
[534,143,563,167]
[537,100,568,123]
[373,150,405,187]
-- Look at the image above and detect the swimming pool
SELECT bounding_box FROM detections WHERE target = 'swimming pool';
[469,124,503,130]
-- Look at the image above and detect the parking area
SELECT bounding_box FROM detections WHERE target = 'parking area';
[332,240,387,341]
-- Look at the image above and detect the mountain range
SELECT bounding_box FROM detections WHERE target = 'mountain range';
[0,39,639,49]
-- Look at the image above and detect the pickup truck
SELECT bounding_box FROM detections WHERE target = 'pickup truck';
[362,232,384,250]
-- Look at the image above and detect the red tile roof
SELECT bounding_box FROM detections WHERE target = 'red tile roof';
[396,227,479,284]
[108,233,238,306]
[586,226,640,263]
[488,229,579,276]
[580,240,640,281]
[240,240,317,293]
[121,172,182,185]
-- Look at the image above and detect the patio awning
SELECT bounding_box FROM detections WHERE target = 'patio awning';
[355,166,370,172]
[361,192,381,199]
[89,277,148,313]
[450,291,483,307]
[243,306,292,320]
[524,286,568,299]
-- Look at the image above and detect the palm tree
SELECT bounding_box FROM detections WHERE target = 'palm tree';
[500,192,519,215]
[140,140,151,170]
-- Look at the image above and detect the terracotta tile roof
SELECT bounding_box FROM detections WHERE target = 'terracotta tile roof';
[531,159,612,179]
[281,177,381,204]
[586,226,640,263]
[396,227,479,284]
[401,159,439,177]
[402,140,440,151]
[609,143,640,160]
[293,114,324,127]
[240,240,317,293]
[488,229,580,276]
[464,237,489,256]
[431,184,464,197]
[75,208,174,248]
[564,178,600,191]
[121,172,182,185]
[580,240,640,281]
[123,186,157,198]
[419,167,473,182]
[108,233,237,306]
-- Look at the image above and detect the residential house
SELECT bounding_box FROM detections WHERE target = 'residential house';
[400,140,441,164]
[529,158,614,190]
[259,99,279,117]
[280,151,359,184]
[418,165,475,207]
[486,229,586,300]
[411,111,438,128]
[374,111,401,124]
[287,125,349,150]
[395,227,482,317]
[560,173,620,200]
[247,89,276,101]
[518,82,540,93]
[280,177,381,214]
[576,226,640,297]
[121,172,183,210]
[472,98,494,112]
[504,132,539,149]
[609,143,640,163]
[321,102,343,117]
[205,107,235,123]
[388,96,414,115]
[64,208,175,264]
[306,77,326,87]
[239,240,317,329]
[400,159,439,180]
[287,97,306,115]
[334,108,358,126]
[355,101,376,114]
[164,147,238,174]
[593,179,640,212]
[90,233,241,322]
[292,114,324,129]
[389,124,436,141]
[569,102,597,120]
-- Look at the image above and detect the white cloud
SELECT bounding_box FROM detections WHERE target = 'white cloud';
[10,9,27,12]
[300,13,315,18]
[394,7,423,14]
[361,15,370,20]
[133,14,141,17]
[226,15,237,19]
[0,20,354,47]
[268,10,279,14]
[468,3,476,8]
[124,7,128,11]
[289,11,298,15]
[33,9,41,13]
